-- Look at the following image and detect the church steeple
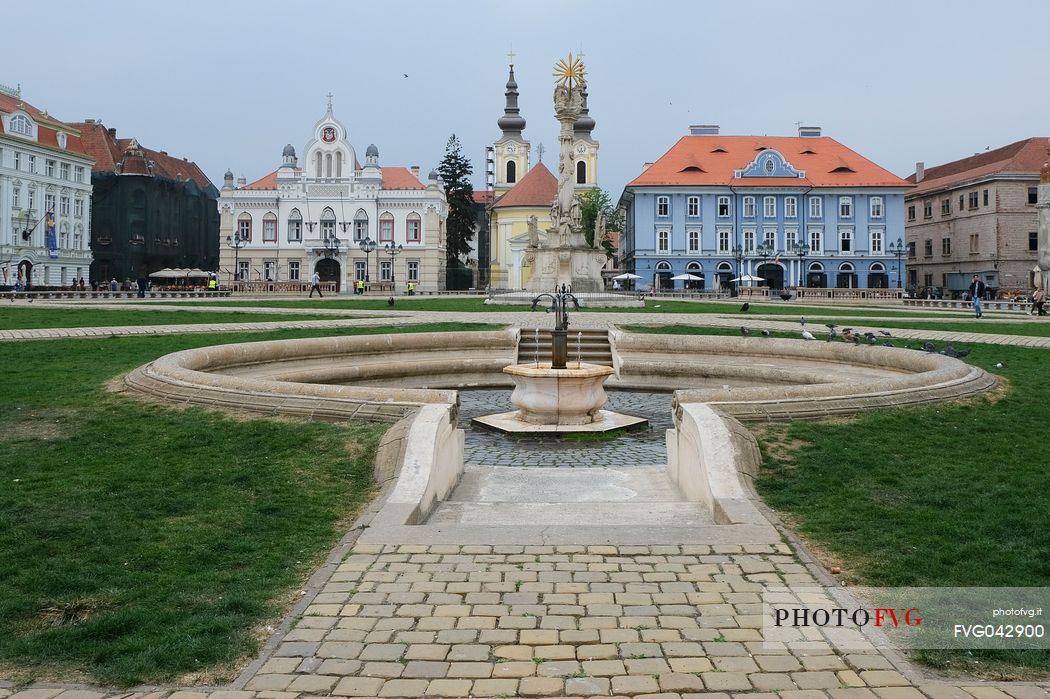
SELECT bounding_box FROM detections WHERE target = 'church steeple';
[497,63,526,137]
[573,85,596,139]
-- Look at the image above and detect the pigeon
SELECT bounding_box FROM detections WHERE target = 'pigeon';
[402,73,409,78]
[995,362,1006,369]
[824,323,837,330]
[842,328,856,343]
[867,335,878,345]
[863,331,876,339]
[825,333,834,343]
[740,302,750,312]
[879,330,892,337]
[760,329,771,337]
[922,341,937,353]
[882,340,895,348]
[740,326,751,336]
[800,316,807,326]
[801,329,816,341]
[827,325,839,339]
[387,296,396,306]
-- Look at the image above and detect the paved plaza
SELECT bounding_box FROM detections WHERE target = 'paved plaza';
[1,301,1048,699]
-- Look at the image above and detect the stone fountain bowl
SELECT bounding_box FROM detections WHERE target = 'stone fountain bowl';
[503,362,615,425]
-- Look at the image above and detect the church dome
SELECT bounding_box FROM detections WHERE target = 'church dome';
[497,65,526,135]
[428,169,438,180]
[224,169,233,179]
[366,144,379,158]
[282,143,296,157]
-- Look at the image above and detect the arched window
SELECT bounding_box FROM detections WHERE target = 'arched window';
[576,160,587,184]
[335,151,343,177]
[59,222,69,248]
[354,209,369,241]
[869,262,885,272]
[73,224,82,250]
[237,212,252,241]
[506,160,516,183]
[839,261,854,273]
[315,151,322,178]
[379,212,394,242]
[406,212,421,242]
[325,153,333,178]
[655,261,672,271]
[686,261,702,272]
[320,208,336,239]
[263,212,278,242]
[809,261,824,272]
[9,114,32,136]
[288,208,302,242]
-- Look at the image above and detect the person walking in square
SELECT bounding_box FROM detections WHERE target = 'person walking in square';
[1033,286,1047,316]
[968,274,985,318]
[309,271,323,298]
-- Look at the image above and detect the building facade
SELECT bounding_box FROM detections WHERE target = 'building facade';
[0,84,94,288]
[904,138,1046,297]
[73,120,219,282]
[620,126,911,291]
[486,63,600,289]
[218,102,447,292]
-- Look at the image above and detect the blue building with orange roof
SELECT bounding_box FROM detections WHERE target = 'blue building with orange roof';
[620,125,911,292]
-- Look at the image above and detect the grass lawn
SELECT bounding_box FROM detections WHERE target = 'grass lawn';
[182,296,958,318]
[0,307,347,330]
[635,324,1050,678]
[0,322,496,686]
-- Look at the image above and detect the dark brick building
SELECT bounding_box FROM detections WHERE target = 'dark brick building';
[73,120,218,282]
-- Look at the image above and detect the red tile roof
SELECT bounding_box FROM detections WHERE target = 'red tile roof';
[905,137,1048,196]
[492,162,558,208]
[242,170,278,190]
[472,190,495,204]
[381,167,425,190]
[627,135,910,189]
[0,92,90,158]
[72,121,213,188]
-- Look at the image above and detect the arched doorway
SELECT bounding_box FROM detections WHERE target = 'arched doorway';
[17,260,33,288]
[654,261,672,290]
[686,261,705,290]
[757,263,784,290]
[867,262,888,289]
[717,262,733,292]
[315,258,341,292]
[836,262,858,289]
[807,262,827,288]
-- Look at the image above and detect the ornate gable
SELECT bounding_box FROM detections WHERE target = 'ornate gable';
[734,149,805,179]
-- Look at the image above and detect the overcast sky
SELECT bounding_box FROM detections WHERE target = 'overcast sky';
[8,0,1049,195]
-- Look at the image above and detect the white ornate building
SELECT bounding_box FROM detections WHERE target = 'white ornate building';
[218,102,447,292]
[0,84,94,287]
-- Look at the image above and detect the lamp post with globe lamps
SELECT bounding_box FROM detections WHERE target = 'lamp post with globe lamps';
[793,240,810,288]
[385,242,403,292]
[888,237,906,289]
[225,231,248,290]
[360,237,376,286]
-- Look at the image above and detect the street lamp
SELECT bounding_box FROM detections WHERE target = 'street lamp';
[888,237,905,289]
[225,230,248,287]
[322,234,341,257]
[792,240,810,287]
[756,240,776,288]
[384,242,403,290]
[731,243,745,297]
[360,237,376,283]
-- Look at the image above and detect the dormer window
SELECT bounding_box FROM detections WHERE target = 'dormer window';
[9,114,32,137]
[764,158,775,174]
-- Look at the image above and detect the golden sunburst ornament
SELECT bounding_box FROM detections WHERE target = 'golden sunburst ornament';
[553,53,586,88]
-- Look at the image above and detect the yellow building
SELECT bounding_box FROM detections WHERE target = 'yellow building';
[487,61,599,289]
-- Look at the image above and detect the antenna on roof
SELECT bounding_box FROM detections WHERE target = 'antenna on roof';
[536,143,545,163]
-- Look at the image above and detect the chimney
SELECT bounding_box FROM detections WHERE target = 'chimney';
[160,151,168,155]
[915,161,925,183]
[83,118,95,124]
[689,124,719,136]
[410,165,420,178]
[642,162,654,171]
[107,127,116,138]
[798,125,822,137]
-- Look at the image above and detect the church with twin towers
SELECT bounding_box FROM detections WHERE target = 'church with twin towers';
[484,57,601,290]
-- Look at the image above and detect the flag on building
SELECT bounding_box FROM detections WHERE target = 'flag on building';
[773,254,781,265]
[46,211,58,259]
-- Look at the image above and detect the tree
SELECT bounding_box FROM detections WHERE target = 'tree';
[579,187,623,256]
[437,135,475,263]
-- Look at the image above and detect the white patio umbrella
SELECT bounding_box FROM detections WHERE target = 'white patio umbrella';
[186,268,210,278]
[149,268,178,278]
[731,273,766,288]
[612,273,643,281]
[670,273,704,281]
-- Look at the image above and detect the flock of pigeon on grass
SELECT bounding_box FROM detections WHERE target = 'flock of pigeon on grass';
[737,303,973,358]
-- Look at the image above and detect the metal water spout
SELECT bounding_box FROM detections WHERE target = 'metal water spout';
[530,284,580,369]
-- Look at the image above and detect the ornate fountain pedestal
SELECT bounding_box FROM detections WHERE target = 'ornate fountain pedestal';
[472,362,648,434]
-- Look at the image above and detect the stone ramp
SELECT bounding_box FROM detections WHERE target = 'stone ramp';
[425,465,714,528]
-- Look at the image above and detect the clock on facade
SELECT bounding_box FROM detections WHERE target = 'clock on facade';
[506,144,516,154]
[575,145,586,154]
[321,126,336,143]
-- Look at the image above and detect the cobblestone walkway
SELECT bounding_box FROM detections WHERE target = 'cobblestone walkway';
[460,390,671,467]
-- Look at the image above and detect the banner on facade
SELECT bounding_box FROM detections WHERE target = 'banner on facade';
[45,211,58,259]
